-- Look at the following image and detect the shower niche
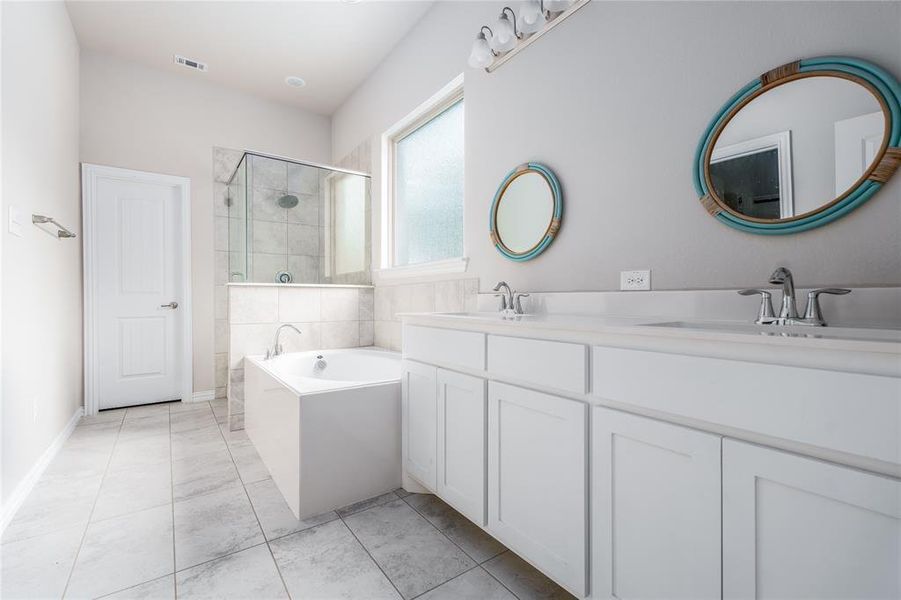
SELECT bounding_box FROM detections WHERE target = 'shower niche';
[227,152,371,285]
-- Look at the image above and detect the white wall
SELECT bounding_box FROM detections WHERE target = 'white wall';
[1,1,82,503]
[332,1,901,292]
[79,51,332,394]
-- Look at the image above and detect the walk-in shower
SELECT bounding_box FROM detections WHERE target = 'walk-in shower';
[226,152,371,285]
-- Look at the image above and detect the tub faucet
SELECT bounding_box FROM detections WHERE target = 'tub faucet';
[266,324,302,360]
[493,281,514,311]
[769,267,799,320]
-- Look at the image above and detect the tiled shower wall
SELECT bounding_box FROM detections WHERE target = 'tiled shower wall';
[374,278,479,351]
[244,154,324,283]
[227,284,375,429]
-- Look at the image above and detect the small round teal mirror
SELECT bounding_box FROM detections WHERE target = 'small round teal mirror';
[490,163,563,261]
[694,56,900,234]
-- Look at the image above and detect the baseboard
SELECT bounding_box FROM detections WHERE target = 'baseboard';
[0,405,83,534]
[190,389,215,402]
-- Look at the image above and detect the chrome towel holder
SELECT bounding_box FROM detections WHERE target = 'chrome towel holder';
[32,214,77,238]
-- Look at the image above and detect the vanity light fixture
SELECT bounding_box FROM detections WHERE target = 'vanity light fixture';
[517,0,548,35]
[468,0,589,73]
[468,26,496,69]
[489,7,521,53]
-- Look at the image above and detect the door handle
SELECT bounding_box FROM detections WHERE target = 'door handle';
[160,301,179,309]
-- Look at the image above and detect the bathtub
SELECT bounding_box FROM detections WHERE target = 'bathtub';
[244,347,401,520]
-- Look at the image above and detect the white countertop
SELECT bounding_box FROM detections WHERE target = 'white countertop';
[399,312,901,378]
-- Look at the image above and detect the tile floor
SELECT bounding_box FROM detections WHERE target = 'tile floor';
[1,400,575,600]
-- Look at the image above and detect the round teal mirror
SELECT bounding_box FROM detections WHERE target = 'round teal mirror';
[693,56,900,234]
[489,163,563,261]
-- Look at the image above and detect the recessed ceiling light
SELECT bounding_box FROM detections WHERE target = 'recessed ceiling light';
[285,76,307,88]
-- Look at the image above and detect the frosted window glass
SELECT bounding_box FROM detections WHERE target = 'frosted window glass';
[334,174,366,275]
[395,99,464,266]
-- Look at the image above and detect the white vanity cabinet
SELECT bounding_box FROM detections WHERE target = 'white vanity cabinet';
[401,317,901,600]
[401,360,438,490]
[488,381,588,597]
[592,407,722,600]
[436,369,487,525]
[723,440,901,600]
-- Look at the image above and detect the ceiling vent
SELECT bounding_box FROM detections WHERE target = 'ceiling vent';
[174,54,208,72]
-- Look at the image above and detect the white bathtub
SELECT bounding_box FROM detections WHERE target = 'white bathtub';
[244,347,401,519]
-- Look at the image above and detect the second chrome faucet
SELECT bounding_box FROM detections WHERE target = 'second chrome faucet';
[740,267,850,327]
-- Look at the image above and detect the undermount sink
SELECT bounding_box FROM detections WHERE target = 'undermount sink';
[644,320,901,343]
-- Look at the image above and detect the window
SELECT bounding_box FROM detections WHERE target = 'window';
[384,78,464,273]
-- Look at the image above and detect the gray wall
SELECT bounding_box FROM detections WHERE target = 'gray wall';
[332,1,901,292]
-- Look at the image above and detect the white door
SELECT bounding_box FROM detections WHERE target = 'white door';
[84,164,190,411]
[592,406,721,600]
[402,360,438,490]
[487,381,588,597]
[437,368,486,525]
[834,110,884,195]
[723,439,901,600]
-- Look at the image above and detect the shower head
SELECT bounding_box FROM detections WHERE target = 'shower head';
[277,194,299,209]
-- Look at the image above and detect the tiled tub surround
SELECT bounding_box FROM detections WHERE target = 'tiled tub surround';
[1,402,573,599]
[374,278,479,351]
[227,284,375,429]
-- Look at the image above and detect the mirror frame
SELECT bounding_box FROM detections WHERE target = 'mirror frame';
[693,56,900,234]
[489,162,563,261]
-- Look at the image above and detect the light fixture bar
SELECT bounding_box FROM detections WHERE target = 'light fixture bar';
[485,0,590,73]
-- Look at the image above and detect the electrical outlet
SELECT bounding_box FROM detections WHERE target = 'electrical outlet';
[620,269,651,291]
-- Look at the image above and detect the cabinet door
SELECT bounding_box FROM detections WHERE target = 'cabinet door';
[488,381,588,596]
[723,440,901,600]
[402,360,438,490]
[592,407,721,600]
[437,369,487,525]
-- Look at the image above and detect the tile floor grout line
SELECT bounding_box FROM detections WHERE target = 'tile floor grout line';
[400,494,504,566]
[60,410,127,599]
[481,555,527,600]
[336,511,407,600]
[407,563,482,600]
[214,407,294,600]
[400,495,523,599]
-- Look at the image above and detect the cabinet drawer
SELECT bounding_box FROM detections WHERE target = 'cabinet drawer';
[488,335,587,394]
[404,325,485,371]
[592,346,901,466]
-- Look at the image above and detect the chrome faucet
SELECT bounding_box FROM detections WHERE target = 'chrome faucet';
[768,267,799,320]
[492,281,530,315]
[493,281,514,311]
[740,267,850,326]
[266,324,302,359]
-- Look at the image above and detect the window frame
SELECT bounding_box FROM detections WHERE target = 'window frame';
[380,74,467,279]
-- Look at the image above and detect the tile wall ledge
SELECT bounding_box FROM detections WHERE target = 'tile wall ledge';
[226,282,374,289]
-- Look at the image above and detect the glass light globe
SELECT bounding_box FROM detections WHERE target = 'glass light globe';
[468,33,493,69]
[517,0,547,34]
[544,0,574,12]
[489,12,517,53]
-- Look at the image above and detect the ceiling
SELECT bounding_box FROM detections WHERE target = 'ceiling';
[66,1,434,115]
